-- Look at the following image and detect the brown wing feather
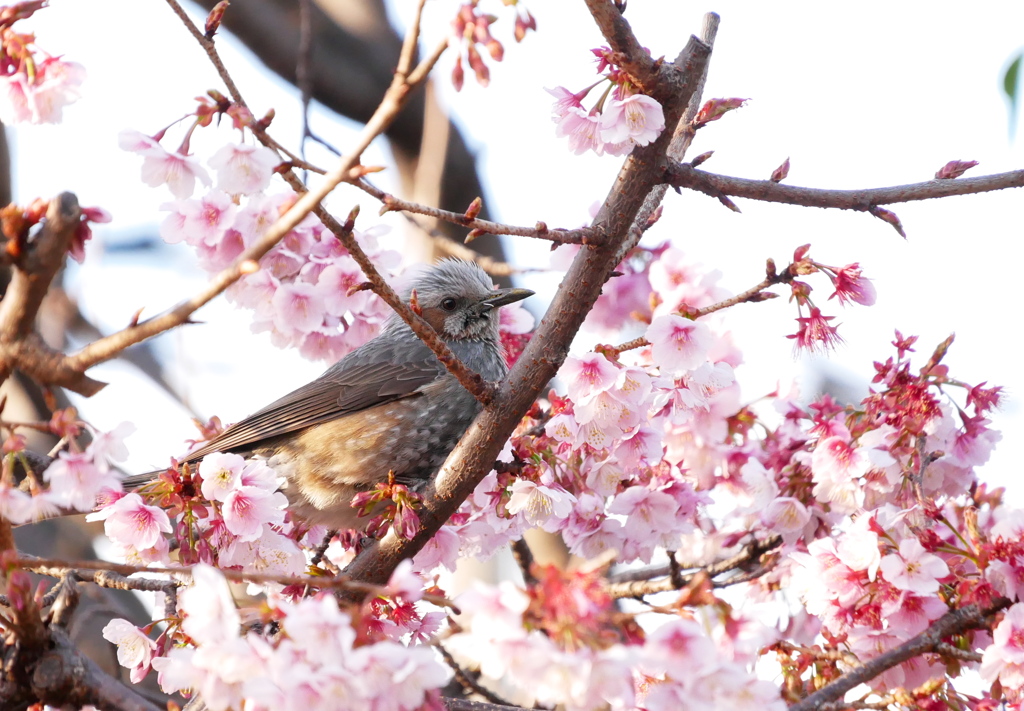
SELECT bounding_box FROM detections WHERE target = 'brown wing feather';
[181,357,443,462]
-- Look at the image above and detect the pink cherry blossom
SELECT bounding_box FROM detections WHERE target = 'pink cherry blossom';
[138,144,212,199]
[561,352,619,403]
[981,603,1024,689]
[879,538,949,595]
[44,450,120,511]
[160,191,237,247]
[546,85,586,121]
[506,479,576,532]
[646,314,712,375]
[598,93,666,147]
[86,493,172,550]
[222,485,287,541]
[180,564,241,645]
[271,280,326,336]
[199,452,246,502]
[102,619,157,684]
[555,107,605,155]
[208,143,280,195]
[828,263,877,306]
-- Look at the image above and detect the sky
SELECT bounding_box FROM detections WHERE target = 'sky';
[7,1,1024,497]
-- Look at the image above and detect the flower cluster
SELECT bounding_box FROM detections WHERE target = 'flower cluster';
[104,564,449,711]
[446,565,784,711]
[0,411,132,524]
[121,128,402,362]
[89,450,305,577]
[548,46,666,156]
[0,2,85,125]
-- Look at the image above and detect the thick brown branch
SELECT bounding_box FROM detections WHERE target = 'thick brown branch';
[0,193,105,396]
[787,600,1009,711]
[665,162,1024,212]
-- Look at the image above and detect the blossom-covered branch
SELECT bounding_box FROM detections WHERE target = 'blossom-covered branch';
[342,18,716,589]
[162,0,497,406]
[788,601,1008,711]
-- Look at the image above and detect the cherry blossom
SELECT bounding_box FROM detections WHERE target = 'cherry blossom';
[102,619,157,684]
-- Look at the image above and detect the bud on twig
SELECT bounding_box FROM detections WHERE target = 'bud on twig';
[464,197,483,221]
[690,151,714,168]
[770,157,790,183]
[934,160,979,180]
[205,1,229,39]
[868,206,907,238]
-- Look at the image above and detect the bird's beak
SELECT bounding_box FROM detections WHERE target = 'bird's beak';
[481,287,534,310]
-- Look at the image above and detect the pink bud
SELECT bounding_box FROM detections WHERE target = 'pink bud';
[934,159,979,179]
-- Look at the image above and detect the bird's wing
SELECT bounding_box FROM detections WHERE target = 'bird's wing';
[181,356,444,463]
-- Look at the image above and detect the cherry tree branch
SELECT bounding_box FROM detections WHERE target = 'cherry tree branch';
[606,535,781,598]
[581,0,658,90]
[605,256,793,357]
[10,557,457,611]
[787,600,1009,711]
[0,192,105,397]
[665,162,1024,214]
[341,9,718,591]
[363,184,603,245]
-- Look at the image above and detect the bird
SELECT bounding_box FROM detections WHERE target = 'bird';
[123,259,533,531]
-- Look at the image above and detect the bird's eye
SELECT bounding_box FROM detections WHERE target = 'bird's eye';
[440,297,458,311]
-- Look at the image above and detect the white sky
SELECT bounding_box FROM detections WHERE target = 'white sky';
[8,1,1024,497]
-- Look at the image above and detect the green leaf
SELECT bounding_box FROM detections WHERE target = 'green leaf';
[1004,53,1023,139]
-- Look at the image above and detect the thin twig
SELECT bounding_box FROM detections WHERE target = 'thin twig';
[437,643,517,707]
[665,162,1024,214]
[606,535,781,598]
[12,557,458,611]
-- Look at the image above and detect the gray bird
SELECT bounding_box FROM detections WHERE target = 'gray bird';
[124,259,532,531]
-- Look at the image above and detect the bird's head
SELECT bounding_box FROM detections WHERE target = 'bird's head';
[394,259,533,341]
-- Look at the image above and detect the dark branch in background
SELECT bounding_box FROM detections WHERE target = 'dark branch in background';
[787,600,1009,711]
[341,6,717,590]
[665,162,1024,217]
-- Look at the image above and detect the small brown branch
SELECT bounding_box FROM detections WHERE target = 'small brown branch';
[437,644,517,707]
[665,162,1024,215]
[364,185,602,245]
[605,256,784,358]
[13,557,457,611]
[445,699,534,711]
[606,534,781,598]
[787,600,1009,711]
[510,538,537,586]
